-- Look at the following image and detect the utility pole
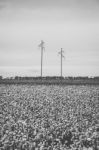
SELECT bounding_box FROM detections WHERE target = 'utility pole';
[58,48,65,77]
[38,40,45,77]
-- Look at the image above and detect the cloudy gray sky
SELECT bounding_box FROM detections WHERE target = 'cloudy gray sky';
[0,0,99,77]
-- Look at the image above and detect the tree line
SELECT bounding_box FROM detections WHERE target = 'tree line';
[0,76,99,81]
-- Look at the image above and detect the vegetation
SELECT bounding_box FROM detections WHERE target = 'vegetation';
[0,84,99,150]
[0,76,99,85]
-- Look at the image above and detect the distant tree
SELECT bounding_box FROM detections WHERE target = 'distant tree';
[93,76,99,80]
[15,76,19,80]
[0,76,2,80]
[68,77,73,80]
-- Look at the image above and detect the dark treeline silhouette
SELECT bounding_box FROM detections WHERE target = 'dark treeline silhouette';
[0,75,99,80]
[14,76,64,80]
[0,75,99,85]
[0,76,2,80]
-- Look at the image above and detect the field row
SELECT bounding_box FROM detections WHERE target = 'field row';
[0,85,99,150]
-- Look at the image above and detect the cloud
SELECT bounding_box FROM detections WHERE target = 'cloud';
[1,0,99,9]
[0,4,5,10]
[1,0,99,11]
[0,0,7,10]
[0,0,99,24]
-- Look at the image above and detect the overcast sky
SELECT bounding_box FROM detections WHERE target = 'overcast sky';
[0,0,99,77]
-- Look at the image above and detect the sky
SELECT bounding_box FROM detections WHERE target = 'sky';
[0,0,99,77]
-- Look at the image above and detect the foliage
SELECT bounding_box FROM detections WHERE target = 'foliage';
[0,85,99,150]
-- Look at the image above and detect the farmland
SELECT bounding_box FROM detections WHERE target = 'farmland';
[0,84,99,150]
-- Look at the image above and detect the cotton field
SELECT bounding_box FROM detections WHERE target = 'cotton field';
[0,84,99,150]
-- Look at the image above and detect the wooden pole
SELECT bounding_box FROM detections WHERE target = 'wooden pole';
[41,46,43,77]
[39,40,44,78]
[61,48,62,77]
